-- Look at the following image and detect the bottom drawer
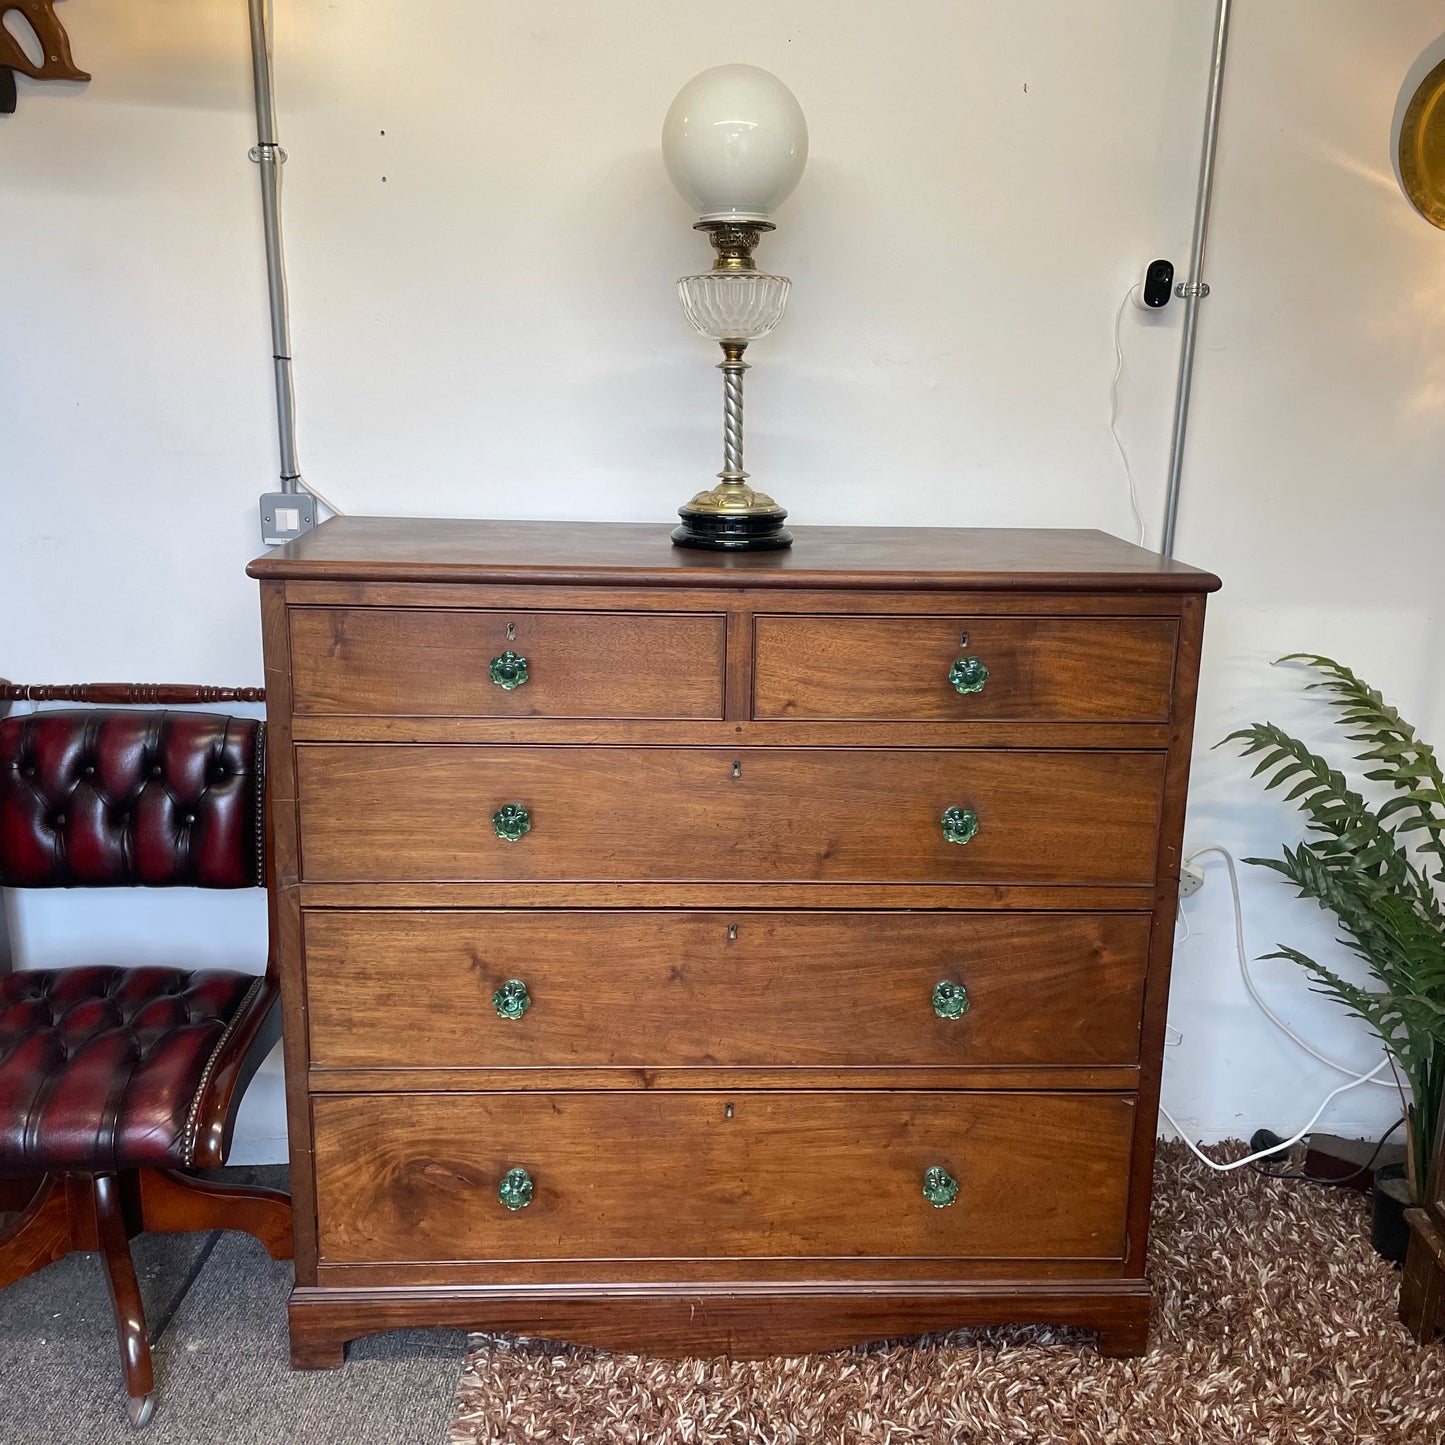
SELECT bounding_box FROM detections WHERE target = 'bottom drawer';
[313,1090,1135,1264]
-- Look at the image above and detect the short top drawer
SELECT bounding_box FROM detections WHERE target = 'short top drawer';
[288,608,726,719]
[752,615,1178,722]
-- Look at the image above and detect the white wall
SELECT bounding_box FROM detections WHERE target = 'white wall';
[3,0,1443,1163]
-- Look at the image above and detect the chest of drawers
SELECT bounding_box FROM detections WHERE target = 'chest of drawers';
[248,518,1218,1367]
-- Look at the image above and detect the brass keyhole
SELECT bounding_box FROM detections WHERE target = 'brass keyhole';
[727,924,738,941]
[732,760,742,779]
[958,629,970,648]
[506,622,517,641]
[724,1102,734,1120]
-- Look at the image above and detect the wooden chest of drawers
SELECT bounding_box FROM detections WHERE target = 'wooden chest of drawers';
[249,518,1218,1366]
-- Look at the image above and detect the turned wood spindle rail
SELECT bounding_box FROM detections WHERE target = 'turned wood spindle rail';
[2,684,266,705]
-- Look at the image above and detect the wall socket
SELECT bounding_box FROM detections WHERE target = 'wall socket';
[1179,862,1205,899]
[260,491,316,548]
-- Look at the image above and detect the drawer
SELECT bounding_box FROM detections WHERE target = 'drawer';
[304,910,1151,1070]
[287,608,726,719]
[752,615,1178,722]
[295,745,1165,886]
[312,1090,1135,1263]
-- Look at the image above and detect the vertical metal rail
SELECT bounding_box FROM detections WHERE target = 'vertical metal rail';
[248,0,301,495]
[1160,0,1232,558]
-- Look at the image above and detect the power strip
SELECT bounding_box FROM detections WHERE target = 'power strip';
[1178,862,1205,898]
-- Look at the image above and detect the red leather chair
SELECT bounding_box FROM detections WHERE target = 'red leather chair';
[0,688,291,1428]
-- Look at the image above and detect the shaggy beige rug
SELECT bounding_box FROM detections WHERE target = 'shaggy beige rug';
[449,1143,1445,1444]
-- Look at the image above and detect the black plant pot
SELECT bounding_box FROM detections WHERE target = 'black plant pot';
[1371,1162,1414,1265]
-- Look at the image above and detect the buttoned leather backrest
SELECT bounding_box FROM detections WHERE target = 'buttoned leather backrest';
[0,711,264,888]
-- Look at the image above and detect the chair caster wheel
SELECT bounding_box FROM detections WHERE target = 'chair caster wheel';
[127,1394,156,1430]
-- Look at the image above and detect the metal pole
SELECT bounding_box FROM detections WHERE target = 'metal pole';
[1160,0,1232,558]
[248,0,300,494]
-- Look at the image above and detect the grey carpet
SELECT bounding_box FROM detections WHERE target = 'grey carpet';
[0,1167,466,1444]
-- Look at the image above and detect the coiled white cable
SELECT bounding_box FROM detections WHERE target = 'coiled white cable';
[1161,843,1401,1170]
[1183,844,1393,1088]
[1158,1057,1392,1172]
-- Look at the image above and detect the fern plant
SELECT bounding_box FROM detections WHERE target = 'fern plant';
[1223,655,1445,1201]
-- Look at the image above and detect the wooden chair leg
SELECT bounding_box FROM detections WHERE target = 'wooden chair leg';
[138,1167,293,1261]
[0,1174,46,1213]
[0,1174,72,1289]
[91,1174,156,1428]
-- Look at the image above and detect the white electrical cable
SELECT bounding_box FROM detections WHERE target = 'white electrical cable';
[1160,842,1401,1170]
[1183,844,1393,1088]
[1159,1056,1392,1173]
[1109,284,1147,547]
[300,481,346,517]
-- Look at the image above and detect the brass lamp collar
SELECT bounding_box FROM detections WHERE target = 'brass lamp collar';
[695,220,776,273]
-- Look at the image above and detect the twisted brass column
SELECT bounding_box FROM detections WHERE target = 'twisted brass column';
[719,343,748,482]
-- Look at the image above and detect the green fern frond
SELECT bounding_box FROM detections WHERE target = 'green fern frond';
[1227,657,1445,1197]
[1277,654,1445,878]
[1221,723,1413,886]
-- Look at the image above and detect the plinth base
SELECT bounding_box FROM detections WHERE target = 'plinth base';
[287,1280,1153,1365]
[671,508,793,551]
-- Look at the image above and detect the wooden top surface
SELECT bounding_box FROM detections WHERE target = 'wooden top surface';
[248,517,1220,593]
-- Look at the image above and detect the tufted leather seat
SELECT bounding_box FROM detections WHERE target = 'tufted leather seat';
[0,966,271,1175]
[0,706,290,1428]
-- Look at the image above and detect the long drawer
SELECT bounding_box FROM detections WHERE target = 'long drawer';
[288,608,727,719]
[294,746,1166,885]
[304,910,1152,1070]
[753,614,1179,722]
[312,1090,1135,1263]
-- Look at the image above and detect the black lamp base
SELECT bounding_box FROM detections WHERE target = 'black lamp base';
[671,508,793,551]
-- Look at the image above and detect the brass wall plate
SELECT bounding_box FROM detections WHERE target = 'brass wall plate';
[1400,55,1445,230]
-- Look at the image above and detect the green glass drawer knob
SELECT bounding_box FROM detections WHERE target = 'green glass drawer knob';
[932,979,969,1019]
[948,655,989,695]
[493,978,531,1020]
[940,806,979,845]
[922,1166,959,1209]
[489,650,530,690]
[498,1167,534,1211]
[492,803,531,842]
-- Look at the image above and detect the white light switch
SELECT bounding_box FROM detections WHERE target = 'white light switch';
[259,490,316,547]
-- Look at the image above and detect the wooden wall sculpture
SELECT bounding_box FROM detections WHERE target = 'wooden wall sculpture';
[1,1,89,114]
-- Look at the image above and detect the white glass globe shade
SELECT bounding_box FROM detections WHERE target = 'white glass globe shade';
[662,64,808,224]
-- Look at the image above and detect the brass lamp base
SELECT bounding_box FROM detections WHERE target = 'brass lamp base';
[672,480,793,551]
